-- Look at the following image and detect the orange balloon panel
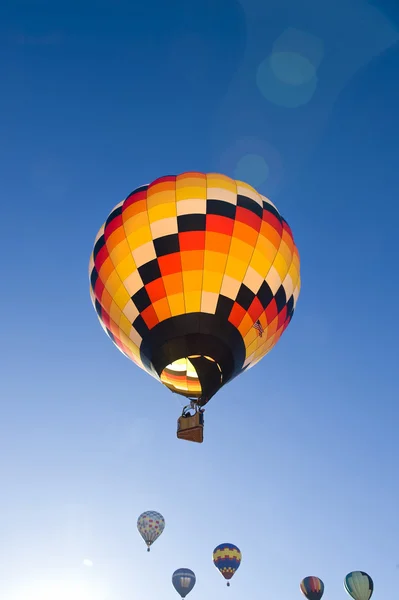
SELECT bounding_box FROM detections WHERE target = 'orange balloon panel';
[89,172,300,403]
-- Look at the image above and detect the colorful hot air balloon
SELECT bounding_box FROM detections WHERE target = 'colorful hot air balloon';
[213,543,241,586]
[344,572,373,600]
[172,568,196,598]
[89,172,300,438]
[137,510,165,551]
[300,576,325,600]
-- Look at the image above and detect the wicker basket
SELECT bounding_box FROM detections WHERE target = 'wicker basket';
[177,412,204,443]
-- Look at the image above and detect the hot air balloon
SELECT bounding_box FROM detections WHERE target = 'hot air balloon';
[300,576,325,600]
[89,172,300,442]
[213,543,241,586]
[344,572,373,600]
[172,568,196,598]
[137,510,165,551]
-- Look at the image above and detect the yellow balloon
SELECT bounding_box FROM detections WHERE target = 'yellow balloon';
[89,172,300,405]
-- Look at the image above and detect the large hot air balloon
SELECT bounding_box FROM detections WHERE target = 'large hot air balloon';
[172,568,196,598]
[344,572,373,600]
[137,510,165,551]
[89,172,300,441]
[213,543,241,586]
[300,576,325,600]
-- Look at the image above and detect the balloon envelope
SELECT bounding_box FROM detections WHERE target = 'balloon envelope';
[172,568,196,598]
[300,576,325,600]
[137,511,165,550]
[344,572,373,600]
[213,543,241,583]
[89,172,300,406]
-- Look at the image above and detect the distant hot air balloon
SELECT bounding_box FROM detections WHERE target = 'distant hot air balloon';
[137,510,165,551]
[89,172,300,442]
[344,572,373,600]
[172,568,196,598]
[300,576,325,600]
[213,543,241,586]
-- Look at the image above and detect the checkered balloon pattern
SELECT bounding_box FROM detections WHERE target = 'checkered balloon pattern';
[213,543,242,583]
[89,172,300,401]
[137,511,165,549]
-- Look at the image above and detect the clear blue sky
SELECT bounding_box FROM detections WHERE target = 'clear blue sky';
[1,0,399,598]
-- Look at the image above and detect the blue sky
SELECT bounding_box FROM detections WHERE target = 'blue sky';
[1,0,399,598]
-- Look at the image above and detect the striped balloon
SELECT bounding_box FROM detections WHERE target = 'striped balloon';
[344,571,373,600]
[300,576,324,600]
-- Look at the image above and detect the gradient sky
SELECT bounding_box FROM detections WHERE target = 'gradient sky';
[2,0,399,599]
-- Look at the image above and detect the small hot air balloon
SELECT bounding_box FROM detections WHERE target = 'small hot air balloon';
[137,510,165,551]
[213,543,241,586]
[172,568,196,598]
[344,572,373,600]
[300,576,325,600]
